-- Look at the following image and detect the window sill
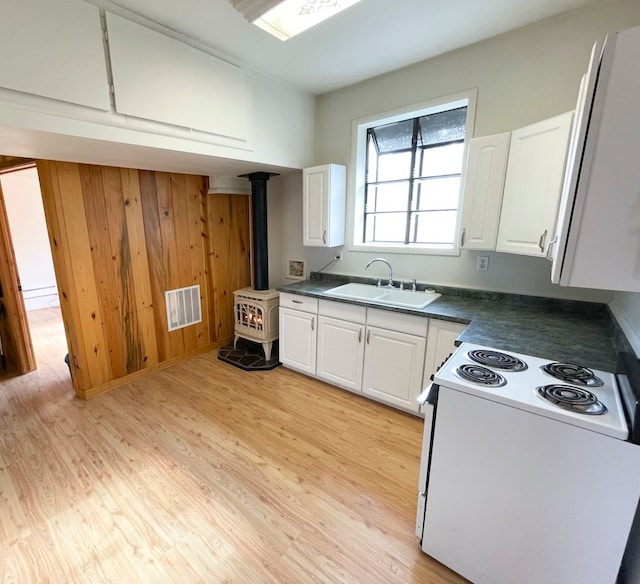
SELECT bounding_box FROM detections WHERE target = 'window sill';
[348,242,461,257]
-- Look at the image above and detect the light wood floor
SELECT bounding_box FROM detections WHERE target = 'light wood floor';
[0,307,467,584]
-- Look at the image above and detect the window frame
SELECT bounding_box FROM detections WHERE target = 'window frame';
[348,89,477,256]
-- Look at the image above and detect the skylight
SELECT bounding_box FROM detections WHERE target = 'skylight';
[252,0,363,41]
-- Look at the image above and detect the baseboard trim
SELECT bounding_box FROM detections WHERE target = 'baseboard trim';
[75,339,231,400]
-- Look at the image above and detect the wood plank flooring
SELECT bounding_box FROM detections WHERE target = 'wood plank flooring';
[0,308,467,583]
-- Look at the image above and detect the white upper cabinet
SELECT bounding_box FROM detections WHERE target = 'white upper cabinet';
[459,133,510,251]
[552,26,640,292]
[303,164,346,248]
[0,0,110,110]
[496,112,573,257]
[106,12,251,142]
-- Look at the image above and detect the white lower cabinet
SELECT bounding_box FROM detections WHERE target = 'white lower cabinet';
[423,319,468,388]
[317,316,365,392]
[278,293,319,375]
[316,300,366,392]
[279,295,465,415]
[361,325,426,412]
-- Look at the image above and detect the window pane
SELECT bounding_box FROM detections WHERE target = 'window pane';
[410,210,457,244]
[418,107,467,146]
[414,177,461,211]
[361,98,469,249]
[417,142,465,177]
[370,119,414,153]
[366,181,409,213]
[367,134,379,181]
[377,151,412,182]
[365,212,407,243]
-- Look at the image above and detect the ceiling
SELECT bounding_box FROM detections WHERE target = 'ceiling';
[2,0,600,176]
[105,0,598,96]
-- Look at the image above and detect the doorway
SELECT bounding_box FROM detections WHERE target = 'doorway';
[0,165,68,379]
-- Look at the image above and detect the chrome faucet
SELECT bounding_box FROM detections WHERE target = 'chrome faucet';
[365,257,394,287]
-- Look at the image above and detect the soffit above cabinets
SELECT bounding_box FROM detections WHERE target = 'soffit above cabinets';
[0,0,110,110]
[105,12,253,147]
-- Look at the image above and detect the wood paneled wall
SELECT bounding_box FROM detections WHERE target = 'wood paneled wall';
[208,194,252,342]
[37,160,251,399]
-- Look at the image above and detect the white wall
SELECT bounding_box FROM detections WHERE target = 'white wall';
[270,0,640,302]
[0,167,59,311]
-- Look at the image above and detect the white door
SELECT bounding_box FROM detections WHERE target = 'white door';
[496,112,573,257]
[279,307,317,375]
[316,315,365,392]
[362,325,426,413]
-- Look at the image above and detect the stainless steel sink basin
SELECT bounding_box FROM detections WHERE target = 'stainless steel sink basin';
[323,283,441,309]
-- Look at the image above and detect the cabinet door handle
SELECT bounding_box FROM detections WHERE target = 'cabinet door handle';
[322,230,327,244]
[292,299,303,304]
[538,229,548,253]
[460,227,466,248]
[366,330,370,344]
[358,328,362,343]
[311,317,315,331]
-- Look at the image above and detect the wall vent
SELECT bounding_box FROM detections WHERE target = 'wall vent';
[165,285,202,332]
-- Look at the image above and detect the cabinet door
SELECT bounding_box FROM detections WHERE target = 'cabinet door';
[279,307,317,375]
[496,112,573,257]
[303,164,346,248]
[423,320,467,389]
[555,28,640,292]
[0,0,110,110]
[362,326,426,413]
[303,166,327,246]
[459,133,510,250]
[316,316,365,392]
[107,12,249,140]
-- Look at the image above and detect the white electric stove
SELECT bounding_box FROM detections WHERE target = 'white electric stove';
[416,342,640,584]
[434,342,628,439]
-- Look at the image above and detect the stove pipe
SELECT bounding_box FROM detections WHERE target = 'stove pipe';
[238,172,279,291]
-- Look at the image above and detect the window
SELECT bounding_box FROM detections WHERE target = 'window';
[350,91,476,255]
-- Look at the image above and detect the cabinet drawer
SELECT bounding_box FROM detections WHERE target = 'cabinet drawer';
[319,299,366,323]
[279,293,318,314]
[367,307,428,337]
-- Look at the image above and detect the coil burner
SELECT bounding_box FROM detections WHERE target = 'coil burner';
[456,364,506,387]
[535,384,607,415]
[467,349,528,372]
[541,363,604,387]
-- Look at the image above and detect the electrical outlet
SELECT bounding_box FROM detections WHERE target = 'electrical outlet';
[335,249,343,261]
[476,256,489,271]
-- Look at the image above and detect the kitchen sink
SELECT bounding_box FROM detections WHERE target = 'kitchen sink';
[323,282,441,309]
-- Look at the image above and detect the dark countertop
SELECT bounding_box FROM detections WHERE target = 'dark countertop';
[278,275,618,372]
